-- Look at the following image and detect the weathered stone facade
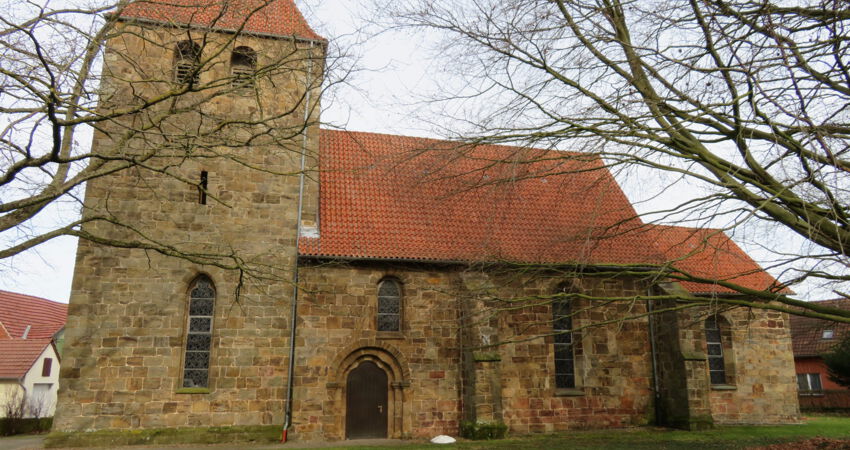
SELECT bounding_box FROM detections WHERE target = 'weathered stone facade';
[53,4,800,443]
[54,18,321,433]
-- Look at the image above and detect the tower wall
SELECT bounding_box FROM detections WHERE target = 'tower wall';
[54,20,323,432]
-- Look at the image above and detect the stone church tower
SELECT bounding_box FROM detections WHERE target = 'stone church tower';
[54,0,324,431]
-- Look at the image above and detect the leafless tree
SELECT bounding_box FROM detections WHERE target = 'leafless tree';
[0,0,343,284]
[373,0,850,321]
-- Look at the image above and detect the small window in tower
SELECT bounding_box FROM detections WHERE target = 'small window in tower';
[198,171,208,205]
[174,40,201,85]
[230,46,257,91]
[42,358,52,377]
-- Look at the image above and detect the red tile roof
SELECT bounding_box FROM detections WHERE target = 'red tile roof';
[790,299,850,357]
[0,339,53,379]
[119,0,324,41]
[301,130,666,266]
[0,321,9,339]
[0,291,67,340]
[646,225,785,294]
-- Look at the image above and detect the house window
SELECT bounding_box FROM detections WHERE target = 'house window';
[230,46,256,90]
[41,358,52,377]
[822,329,834,339]
[183,275,215,388]
[553,299,575,389]
[174,40,201,85]
[377,278,401,332]
[705,316,727,384]
[797,373,823,395]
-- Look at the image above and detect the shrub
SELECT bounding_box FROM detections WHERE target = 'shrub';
[823,335,850,388]
[460,420,508,440]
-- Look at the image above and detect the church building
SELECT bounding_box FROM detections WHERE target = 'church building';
[53,0,800,442]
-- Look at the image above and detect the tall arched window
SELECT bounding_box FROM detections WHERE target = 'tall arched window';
[705,315,729,385]
[183,275,215,388]
[377,278,401,332]
[552,295,575,389]
[174,40,201,85]
[230,46,257,90]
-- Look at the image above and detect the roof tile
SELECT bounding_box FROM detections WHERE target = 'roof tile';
[0,290,67,340]
[645,225,786,294]
[120,0,324,41]
[790,299,850,357]
[302,130,666,266]
[0,339,52,379]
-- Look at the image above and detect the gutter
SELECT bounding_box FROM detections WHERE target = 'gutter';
[299,254,663,273]
[281,40,316,444]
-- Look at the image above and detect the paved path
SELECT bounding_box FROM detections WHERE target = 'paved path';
[0,434,46,450]
[0,435,419,450]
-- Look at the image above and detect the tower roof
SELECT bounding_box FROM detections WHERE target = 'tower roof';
[119,0,324,41]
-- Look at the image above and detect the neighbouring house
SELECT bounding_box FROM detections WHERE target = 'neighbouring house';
[52,0,799,443]
[0,340,61,418]
[0,291,67,418]
[790,299,850,410]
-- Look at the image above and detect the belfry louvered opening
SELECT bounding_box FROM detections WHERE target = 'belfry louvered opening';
[230,46,257,90]
[174,40,201,85]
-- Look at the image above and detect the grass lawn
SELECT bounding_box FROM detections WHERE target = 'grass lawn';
[326,415,850,449]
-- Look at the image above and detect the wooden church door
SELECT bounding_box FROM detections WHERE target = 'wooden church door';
[345,361,388,439]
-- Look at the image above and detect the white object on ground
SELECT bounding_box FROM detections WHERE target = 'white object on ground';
[430,435,457,444]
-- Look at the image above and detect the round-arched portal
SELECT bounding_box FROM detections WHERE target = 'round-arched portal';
[345,361,388,439]
[330,343,410,440]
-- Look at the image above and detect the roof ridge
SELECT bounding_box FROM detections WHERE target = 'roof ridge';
[320,128,590,158]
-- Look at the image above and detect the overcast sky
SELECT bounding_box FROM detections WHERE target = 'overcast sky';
[0,0,832,303]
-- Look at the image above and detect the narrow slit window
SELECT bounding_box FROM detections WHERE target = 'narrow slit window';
[42,358,52,377]
[705,316,726,384]
[198,171,208,205]
[377,278,401,332]
[183,275,215,388]
[553,299,575,389]
[230,46,257,90]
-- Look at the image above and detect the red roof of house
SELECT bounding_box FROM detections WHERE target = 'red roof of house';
[300,130,666,265]
[646,225,785,294]
[0,339,53,379]
[119,0,324,41]
[0,291,67,340]
[0,322,10,339]
[790,299,850,357]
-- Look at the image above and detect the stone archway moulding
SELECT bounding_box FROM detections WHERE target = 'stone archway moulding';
[327,339,411,439]
[328,339,411,386]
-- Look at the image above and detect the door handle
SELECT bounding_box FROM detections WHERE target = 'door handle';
[378,405,383,413]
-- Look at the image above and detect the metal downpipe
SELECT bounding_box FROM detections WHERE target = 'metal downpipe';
[282,40,315,443]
